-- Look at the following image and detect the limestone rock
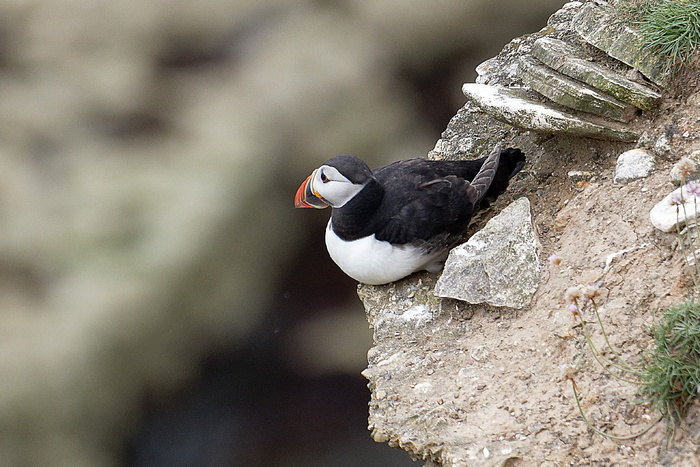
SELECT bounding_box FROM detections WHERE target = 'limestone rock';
[613,148,655,184]
[650,185,700,232]
[462,83,638,141]
[434,198,539,309]
[530,37,661,110]
[653,134,673,158]
[518,55,638,122]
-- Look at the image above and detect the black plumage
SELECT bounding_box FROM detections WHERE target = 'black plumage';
[294,145,526,284]
[329,148,525,250]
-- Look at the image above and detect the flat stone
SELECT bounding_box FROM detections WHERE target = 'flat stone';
[531,37,661,110]
[462,83,639,141]
[572,2,672,88]
[613,148,655,184]
[518,55,637,122]
[650,185,700,232]
[434,197,539,309]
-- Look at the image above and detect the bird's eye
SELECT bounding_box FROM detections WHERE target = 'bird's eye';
[320,171,329,183]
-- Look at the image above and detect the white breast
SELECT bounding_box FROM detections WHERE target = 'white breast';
[324,221,446,285]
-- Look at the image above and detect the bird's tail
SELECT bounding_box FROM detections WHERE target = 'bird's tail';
[470,144,502,204]
[481,146,526,207]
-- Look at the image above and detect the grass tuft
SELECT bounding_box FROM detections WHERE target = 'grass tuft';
[640,298,700,424]
[561,279,699,445]
[615,0,700,71]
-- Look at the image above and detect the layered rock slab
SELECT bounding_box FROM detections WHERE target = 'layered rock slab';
[462,83,638,141]
[518,55,637,122]
[530,37,661,111]
[572,2,673,88]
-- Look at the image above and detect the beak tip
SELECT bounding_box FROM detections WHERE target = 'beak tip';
[294,174,328,209]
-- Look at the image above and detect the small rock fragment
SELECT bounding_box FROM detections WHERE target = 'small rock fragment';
[636,131,655,148]
[613,148,655,184]
[653,134,672,158]
[670,151,700,183]
[568,170,593,183]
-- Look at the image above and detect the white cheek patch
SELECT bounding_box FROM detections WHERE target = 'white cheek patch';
[312,166,365,208]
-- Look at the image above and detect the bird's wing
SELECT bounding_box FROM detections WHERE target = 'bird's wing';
[374,174,478,245]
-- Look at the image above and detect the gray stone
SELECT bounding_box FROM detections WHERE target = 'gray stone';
[572,2,673,88]
[613,148,656,184]
[653,134,673,158]
[434,198,539,309]
[429,101,524,162]
[518,55,638,122]
[531,37,661,110]
[462,83,639,141]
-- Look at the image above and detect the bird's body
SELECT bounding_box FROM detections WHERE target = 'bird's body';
[295,146,525,285]
[324,225,445,286]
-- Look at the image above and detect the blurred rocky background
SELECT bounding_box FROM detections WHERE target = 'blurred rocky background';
[0,1,564,465]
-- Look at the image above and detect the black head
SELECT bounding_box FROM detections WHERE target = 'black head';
[295,154,376,209]
[322,154,374,184]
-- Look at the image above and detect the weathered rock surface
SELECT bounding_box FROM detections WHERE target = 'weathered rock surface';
[572,2,673,88]
[362,2,700,466]
[435,198,539,309]
[518,55,637,122]
[613,148,656,184]
[530,37,661,110]
[359,274,532,467]
[462,83,638,141]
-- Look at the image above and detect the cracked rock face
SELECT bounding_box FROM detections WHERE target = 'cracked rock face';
[358,1,700,465]
[434,198,539,309]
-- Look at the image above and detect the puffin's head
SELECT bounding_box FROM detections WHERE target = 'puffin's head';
[294,154,374,209]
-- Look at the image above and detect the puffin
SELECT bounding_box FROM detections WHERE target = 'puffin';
[294,145,525,285]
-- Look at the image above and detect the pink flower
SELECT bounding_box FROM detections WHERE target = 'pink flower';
[671,191,685,206]
[568,303,580,320]
[686,180,700,198]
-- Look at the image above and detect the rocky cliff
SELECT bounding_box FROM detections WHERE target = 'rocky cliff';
[360,2,700,465]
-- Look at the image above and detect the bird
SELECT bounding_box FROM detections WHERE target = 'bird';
[294,145,525,285]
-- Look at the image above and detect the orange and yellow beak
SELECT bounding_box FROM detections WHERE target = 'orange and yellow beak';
[294,171,328,209]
